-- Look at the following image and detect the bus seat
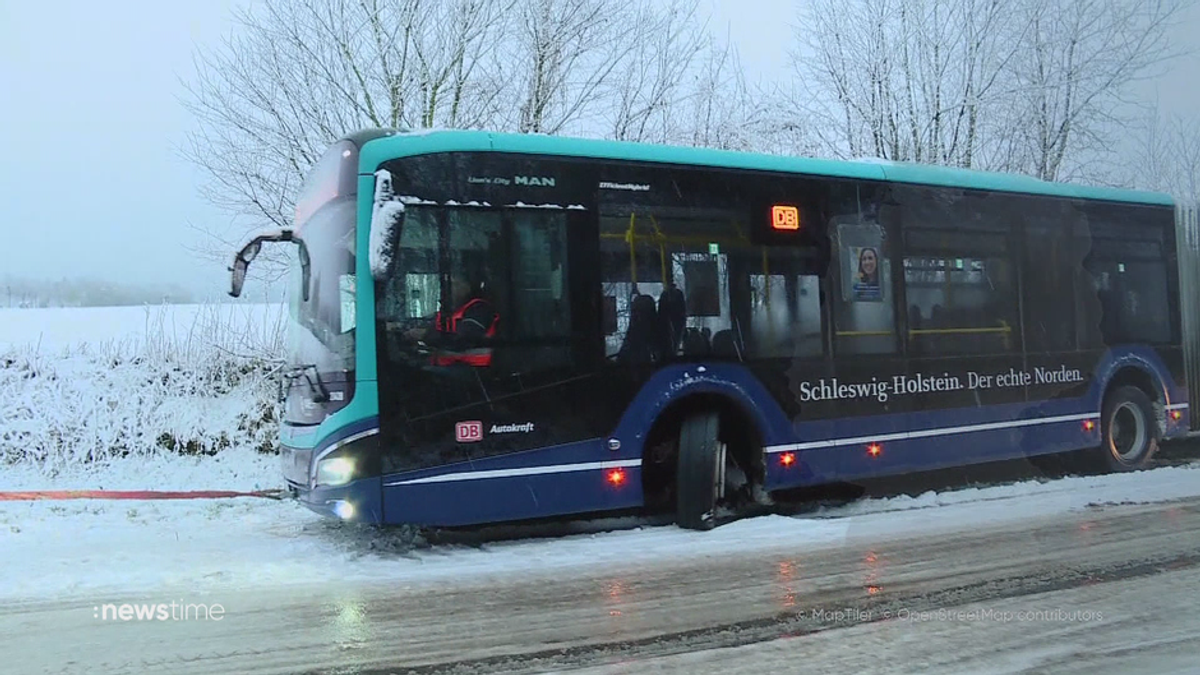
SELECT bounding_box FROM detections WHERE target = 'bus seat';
[711,329,743,361]
[618,294,661,364]
[682,327,710,357]
[658,286,687,355]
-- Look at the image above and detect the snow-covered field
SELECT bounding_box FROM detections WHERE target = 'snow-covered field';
[0,303,286,353]
[0,303,286,472]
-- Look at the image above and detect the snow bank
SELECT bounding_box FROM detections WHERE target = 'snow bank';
[0,303,286,475]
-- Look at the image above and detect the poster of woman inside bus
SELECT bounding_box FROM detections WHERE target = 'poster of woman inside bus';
[850,246,882,301]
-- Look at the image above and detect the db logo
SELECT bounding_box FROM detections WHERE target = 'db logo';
[456,421,483,443]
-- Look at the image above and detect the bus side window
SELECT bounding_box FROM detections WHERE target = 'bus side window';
[747,255,823,360]
[1084,234,1172,346]
[903,231,1018,356]
[599,212,734,362]
[1023,219,1076,352]
[505,210,573,371]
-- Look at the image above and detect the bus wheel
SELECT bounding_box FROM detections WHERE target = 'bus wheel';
[676,411,724,531]
[1097,386,1159,472]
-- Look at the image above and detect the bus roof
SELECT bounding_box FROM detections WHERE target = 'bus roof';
[355,129,1175,207]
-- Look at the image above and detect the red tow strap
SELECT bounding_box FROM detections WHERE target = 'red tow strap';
[0,489,287,502]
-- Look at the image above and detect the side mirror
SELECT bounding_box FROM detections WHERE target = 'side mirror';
[371,207,403,282]
[229,240,262,298]
[230,258,248,298]
[227,229,294,298]
[298,240,312,302]
[370,170,404,282]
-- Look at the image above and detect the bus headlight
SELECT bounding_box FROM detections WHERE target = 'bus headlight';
[330,500,355,520]
[315,456,356,486]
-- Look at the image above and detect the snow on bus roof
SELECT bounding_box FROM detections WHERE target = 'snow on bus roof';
[352,129,1174,207]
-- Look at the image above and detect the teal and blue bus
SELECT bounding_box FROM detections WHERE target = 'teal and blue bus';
[230,129,1198,530]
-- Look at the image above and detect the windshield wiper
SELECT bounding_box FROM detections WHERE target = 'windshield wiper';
[283,364,330,403]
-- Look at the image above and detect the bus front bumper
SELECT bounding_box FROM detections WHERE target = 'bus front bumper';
[282,443,384,524]
[286,476,385,524]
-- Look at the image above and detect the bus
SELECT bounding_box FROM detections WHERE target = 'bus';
[229,129,1200,530]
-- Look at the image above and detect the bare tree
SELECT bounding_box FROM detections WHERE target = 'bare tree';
[684,34,764,152]
[792,0,1024,167]
[181,0,511,273]
[789,0,1188,182]
[1174,117,1200,205]
[1010,0,1189,181]
[594,1,765,151]
[498,0,644,135]
[606,0,707,144]
[1132,107,1200,204]
[408,0,515,129]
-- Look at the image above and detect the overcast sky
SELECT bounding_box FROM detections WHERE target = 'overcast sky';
[1,0,1198,300]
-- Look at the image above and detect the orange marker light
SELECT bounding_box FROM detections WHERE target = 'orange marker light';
[607,468,626,486]
[867,443,882,457]
[771,205,801,231]
[1083,420,1096,431]
[780,452,796,467]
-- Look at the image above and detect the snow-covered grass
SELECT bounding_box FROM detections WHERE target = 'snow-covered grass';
[0,303,286,475]
[0,445,280,492]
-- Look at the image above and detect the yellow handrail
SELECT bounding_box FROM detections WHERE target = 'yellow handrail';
[600,232,751,247]
[909,326,1012,335]
[649,215,668,284]
[835,326,1013,338]
[625,213,637,284]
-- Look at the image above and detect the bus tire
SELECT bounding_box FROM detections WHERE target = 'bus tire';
[676,411,723,531]
[1096,386,1159,472]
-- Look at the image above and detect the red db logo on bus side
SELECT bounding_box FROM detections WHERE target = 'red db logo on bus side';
[456,421,483,443]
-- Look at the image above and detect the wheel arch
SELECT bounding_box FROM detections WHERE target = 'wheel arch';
[1099,362,1168,436]
[619,375,775,507]
[644,392,766,457]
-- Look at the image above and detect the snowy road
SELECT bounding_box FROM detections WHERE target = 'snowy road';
[572,565,1200,675]
[5,493,1200,674]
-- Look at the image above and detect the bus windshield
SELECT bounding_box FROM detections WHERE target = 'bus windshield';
[288,195,357,372]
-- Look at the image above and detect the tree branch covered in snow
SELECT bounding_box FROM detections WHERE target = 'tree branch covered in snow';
[787,0,1190,182]
[606,0,706,143]
[1130,106,1200,205]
